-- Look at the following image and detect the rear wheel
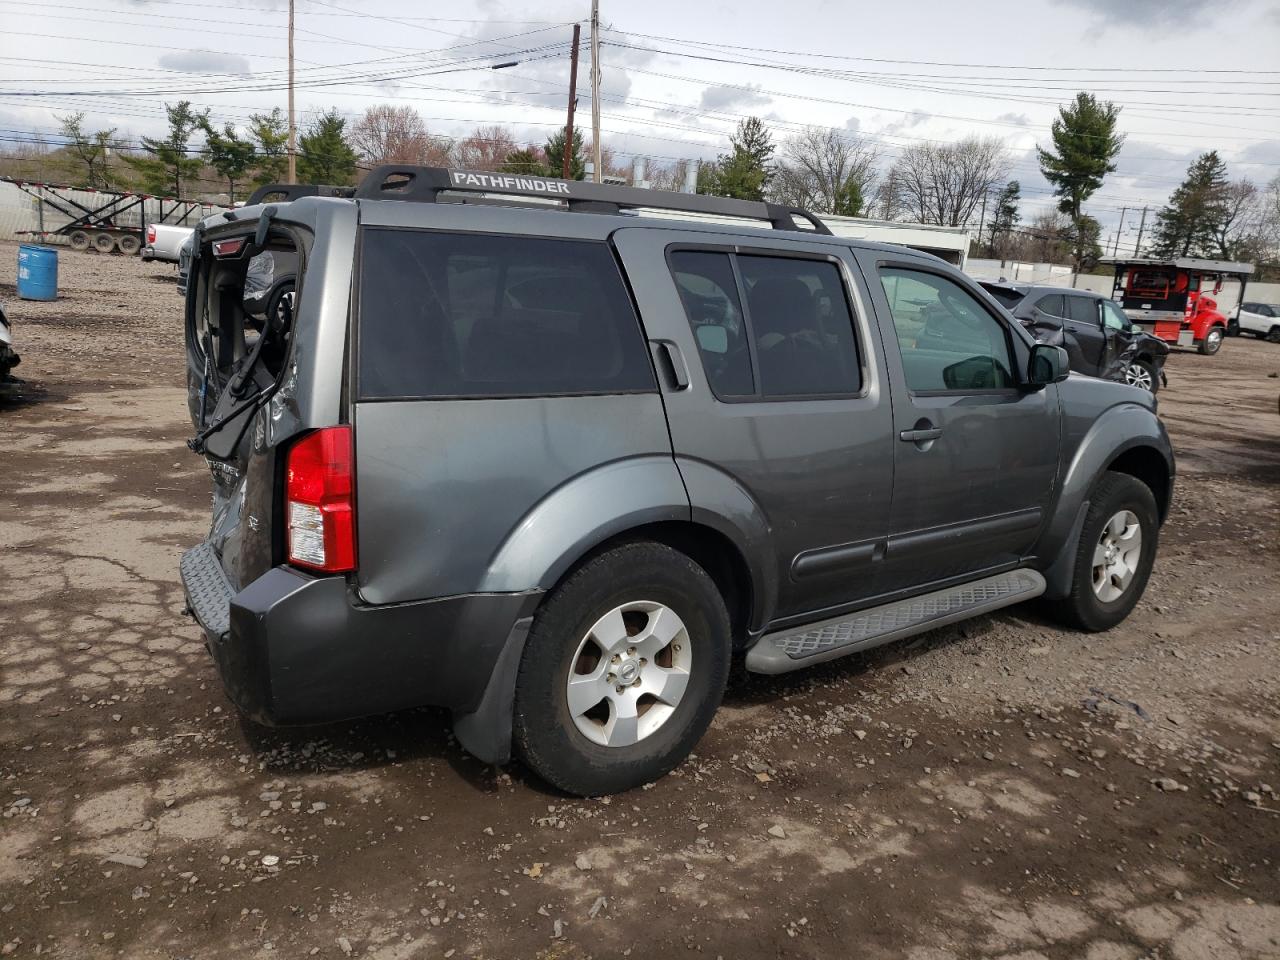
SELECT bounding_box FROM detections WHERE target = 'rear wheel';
[1050,472,1159,632]
[1267,326,1280,344]
[1198,326,1224,354]
[116,234,141,256]
[513,542,731,796]
[68,230,90,251]
[92,232,115,254]
[1124,358,1158,394]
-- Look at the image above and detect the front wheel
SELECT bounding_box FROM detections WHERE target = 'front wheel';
[513,542,731,796]
[1198,326,1224,355]
[1050,472,1159,632]
[1124,359,1159,394]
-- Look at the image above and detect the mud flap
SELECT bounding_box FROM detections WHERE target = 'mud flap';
[1043,499,1091,599]
[451,616,533,766]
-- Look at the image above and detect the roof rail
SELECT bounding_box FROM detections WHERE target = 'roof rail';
[246,183,355,206]
[353,165,832,235]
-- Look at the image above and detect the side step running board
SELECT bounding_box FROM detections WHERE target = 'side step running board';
[745,569,1046,675]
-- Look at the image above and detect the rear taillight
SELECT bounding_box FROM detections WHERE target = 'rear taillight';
[285,426,356,573]
[146,225,156,244]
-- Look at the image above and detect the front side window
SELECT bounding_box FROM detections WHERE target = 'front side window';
[668,249,862,400]
[357,230,655,400]
[879,267,1016,393]
[1101,300,1129,331]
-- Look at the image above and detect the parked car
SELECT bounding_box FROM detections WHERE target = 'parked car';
[1237,301,1280,343]
[979,281,1169,393]
[0,301,19,382]
[179,167,1174,796]
[141,222,194,263]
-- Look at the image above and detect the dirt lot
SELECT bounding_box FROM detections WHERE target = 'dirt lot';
[2,240,1279,960]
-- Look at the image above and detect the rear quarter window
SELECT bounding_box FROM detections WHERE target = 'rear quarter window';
[357,229,655,400]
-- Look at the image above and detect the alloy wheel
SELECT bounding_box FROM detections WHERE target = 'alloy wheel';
[1091,510,1143,603]
[565,601,692,748]
[1124,363,1153,392]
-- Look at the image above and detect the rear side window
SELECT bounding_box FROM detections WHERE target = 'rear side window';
[1035,293,1066,319]
[357,229,655,400]
[668,249,862,400]
[1066,296,1098,326]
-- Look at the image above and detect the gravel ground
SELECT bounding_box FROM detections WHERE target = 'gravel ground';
[2,240,1279,960]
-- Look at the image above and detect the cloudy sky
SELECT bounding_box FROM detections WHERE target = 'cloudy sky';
[3,0,1279,245]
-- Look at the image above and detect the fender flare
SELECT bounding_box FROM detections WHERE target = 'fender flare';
[1039,403,1173,598]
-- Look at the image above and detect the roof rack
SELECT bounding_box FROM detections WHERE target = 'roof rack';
[352,165,833,235]
[246,183,355,206]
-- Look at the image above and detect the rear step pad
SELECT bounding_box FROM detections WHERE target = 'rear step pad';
[745,569,1046,675]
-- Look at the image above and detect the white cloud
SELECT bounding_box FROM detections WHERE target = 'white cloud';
[157,51,252,76]
[699,84,772,112]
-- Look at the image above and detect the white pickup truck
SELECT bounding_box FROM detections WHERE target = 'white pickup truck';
[141,222,194,264]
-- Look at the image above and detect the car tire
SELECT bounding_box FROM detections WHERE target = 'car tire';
[1267,326,1280,344]
[1124,358,1159,394]
[1051,472,1159,633]
[1198,326,1224,354]
[513,541,731,796]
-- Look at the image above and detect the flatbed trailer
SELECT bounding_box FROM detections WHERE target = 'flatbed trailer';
[2,177,218,255]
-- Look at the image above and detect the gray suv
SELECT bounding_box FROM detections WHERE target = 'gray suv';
[180,167,1174,795]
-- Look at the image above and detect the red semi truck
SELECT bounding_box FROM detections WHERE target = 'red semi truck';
[1103,257,1254,356]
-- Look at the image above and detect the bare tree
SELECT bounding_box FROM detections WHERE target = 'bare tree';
[771,126,878,216]
[351,105,432,165]
[888,136,1010,227]
[57,112,117,189]
[1214,179,1259,260]
[455,125,517,170]
[645,158,693,192]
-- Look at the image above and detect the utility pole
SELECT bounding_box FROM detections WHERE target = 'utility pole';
[590,0,601,183]
[1112,207,1127,256]
[1133,206,1148,257]
[977,188,990,252]
[562,24,581,181]
[287,0,296,183]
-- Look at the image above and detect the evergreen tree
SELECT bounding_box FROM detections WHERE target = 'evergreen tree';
[1150,151,1231,258]
[1037,93,1124,269]
[544,129,585,180]
[200,121,256,203]
[249,109,289,186]
[700,116,774,201]
[124,100,208,197]
[986,181,1021,254]
[833,177,864,217]
[500,147,549,176]
[297,109,358,185]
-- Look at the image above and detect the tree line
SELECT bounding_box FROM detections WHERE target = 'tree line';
[20,96,1280,274]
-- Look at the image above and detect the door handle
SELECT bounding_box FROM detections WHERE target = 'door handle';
[899,427,942,442]
[651,340,690,390]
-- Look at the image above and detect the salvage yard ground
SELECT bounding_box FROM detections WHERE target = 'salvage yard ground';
[2,240,1279,959]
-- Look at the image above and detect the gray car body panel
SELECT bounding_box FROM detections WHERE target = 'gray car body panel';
[180,187,1176,766]
[354,396,681,604]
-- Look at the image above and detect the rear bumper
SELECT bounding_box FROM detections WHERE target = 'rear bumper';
[180,543,540,726]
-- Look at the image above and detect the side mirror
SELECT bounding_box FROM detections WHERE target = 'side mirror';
[1027,343,1069,387]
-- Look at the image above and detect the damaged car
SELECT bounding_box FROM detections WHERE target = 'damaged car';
[980,282,1168,393]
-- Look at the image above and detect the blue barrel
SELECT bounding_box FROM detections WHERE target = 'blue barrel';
[17,243,58,301]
